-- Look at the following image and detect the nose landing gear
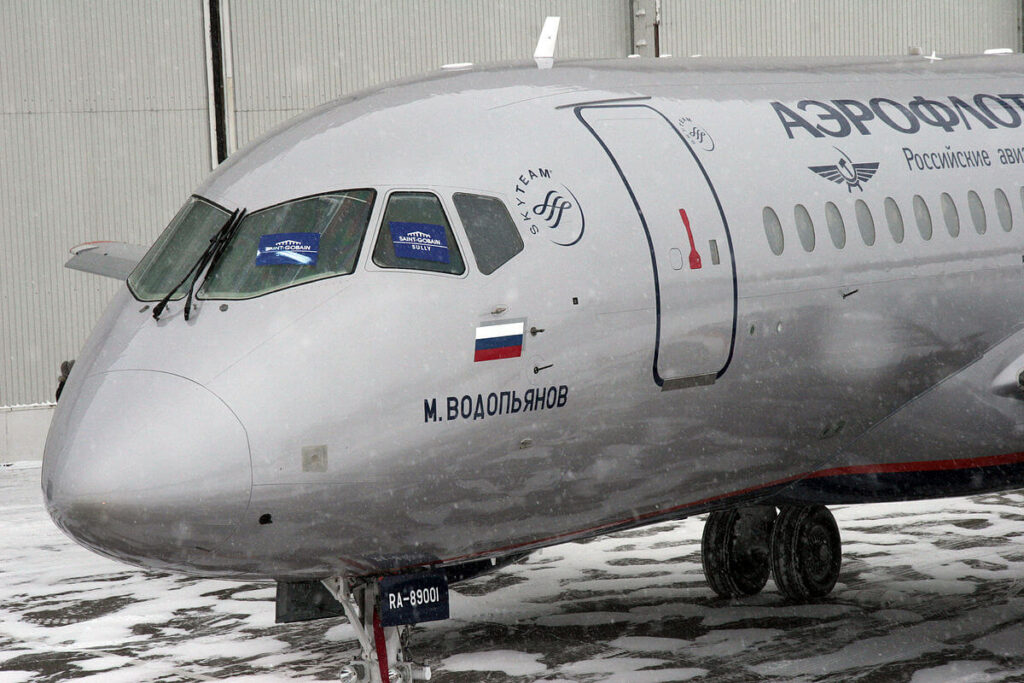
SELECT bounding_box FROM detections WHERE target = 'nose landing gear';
[321,578,432,683]
[701,504,842,601]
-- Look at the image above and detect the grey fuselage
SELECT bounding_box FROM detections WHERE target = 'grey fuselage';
[43,56,1024,580]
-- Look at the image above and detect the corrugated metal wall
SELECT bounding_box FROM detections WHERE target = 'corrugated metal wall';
[3,0,1023,407]
[0,1,212,406]
[227,0,632,148]
[658,0,1021,58]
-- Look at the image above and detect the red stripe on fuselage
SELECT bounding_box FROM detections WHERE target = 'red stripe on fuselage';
[803,451,1024,478]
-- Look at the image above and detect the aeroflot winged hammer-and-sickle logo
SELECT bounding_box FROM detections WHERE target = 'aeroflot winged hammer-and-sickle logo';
[809,147,880,192]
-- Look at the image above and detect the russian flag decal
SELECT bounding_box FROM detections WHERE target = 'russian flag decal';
[474,321,525,362]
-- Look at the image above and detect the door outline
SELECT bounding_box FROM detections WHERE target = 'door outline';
[575,104,738,389]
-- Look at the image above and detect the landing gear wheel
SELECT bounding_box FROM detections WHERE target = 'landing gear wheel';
[702,506,777,598]
[770,504,841,601]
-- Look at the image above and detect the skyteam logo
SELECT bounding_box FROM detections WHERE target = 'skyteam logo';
[255,232,320,266]
[514,167,585,246]
[389,222,450,263]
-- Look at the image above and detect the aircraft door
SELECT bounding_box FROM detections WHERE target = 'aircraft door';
[577,105,736,389]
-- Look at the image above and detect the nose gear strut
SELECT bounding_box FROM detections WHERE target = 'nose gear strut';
[322,577,432,683]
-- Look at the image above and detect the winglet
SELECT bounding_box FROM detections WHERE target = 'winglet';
[534,16,560,70]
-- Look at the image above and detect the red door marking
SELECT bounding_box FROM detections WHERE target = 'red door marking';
[678,209,702,270]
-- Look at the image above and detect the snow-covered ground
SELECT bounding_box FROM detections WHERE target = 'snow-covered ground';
[4,461,1024,682]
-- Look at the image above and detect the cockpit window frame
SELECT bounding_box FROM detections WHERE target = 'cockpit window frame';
[128,195,233,303]
[364,188,470,278]
[452,192,525,275]
[195,188,377,301]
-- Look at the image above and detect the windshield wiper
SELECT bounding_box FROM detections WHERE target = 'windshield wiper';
[185,207,248,320]
[152,208,246,321]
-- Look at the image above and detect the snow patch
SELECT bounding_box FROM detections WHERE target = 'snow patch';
[441,650,546,676]
[601,670,706,683]
[0,672,33,683]
[76,655,132,671]
[559,657,668,674]
[909,660,1004,683]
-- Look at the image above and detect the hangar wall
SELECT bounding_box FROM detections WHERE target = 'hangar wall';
[656,1,1020,58]
[226,0,630,148]
[0,1,213,412]
[227,0,1023,153]
[1,0,1022,440]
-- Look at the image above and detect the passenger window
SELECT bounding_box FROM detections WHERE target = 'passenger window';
[825,201,845,248]
[453,193,524,274]
[996,189,1013,232]
[794,204,815,252]
[855,200,875,246]
[372,192,465,275]
[940,193,960,237]
[969,191,988,234]
[763,207,784,255]
[913,195,932,241]
[884,197,904,244]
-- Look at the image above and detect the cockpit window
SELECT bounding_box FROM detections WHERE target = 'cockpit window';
[128,197,231,301]
[371,192,465,275]
[453,193,524,275]
[199,190,375,299]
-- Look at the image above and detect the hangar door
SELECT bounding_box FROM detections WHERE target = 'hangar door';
[577,105,736,390]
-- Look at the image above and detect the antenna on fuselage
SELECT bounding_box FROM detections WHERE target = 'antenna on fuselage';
[534,16,560,69]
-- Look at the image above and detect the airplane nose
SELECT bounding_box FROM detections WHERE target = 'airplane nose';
[42,370,252,572]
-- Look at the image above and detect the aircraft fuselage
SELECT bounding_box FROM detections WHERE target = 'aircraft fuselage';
[43,56,1024,580]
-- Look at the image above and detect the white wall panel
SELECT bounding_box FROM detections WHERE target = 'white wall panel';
[0,1,211,405]
[659,1,1021,58]
[227,0,632,147]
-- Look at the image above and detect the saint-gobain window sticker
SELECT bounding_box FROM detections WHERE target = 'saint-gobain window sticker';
[389,222,450,263]
[255,233,320,266]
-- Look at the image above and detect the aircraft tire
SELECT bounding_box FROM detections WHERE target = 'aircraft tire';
[770,504,841,601]
[701,506,776,598]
